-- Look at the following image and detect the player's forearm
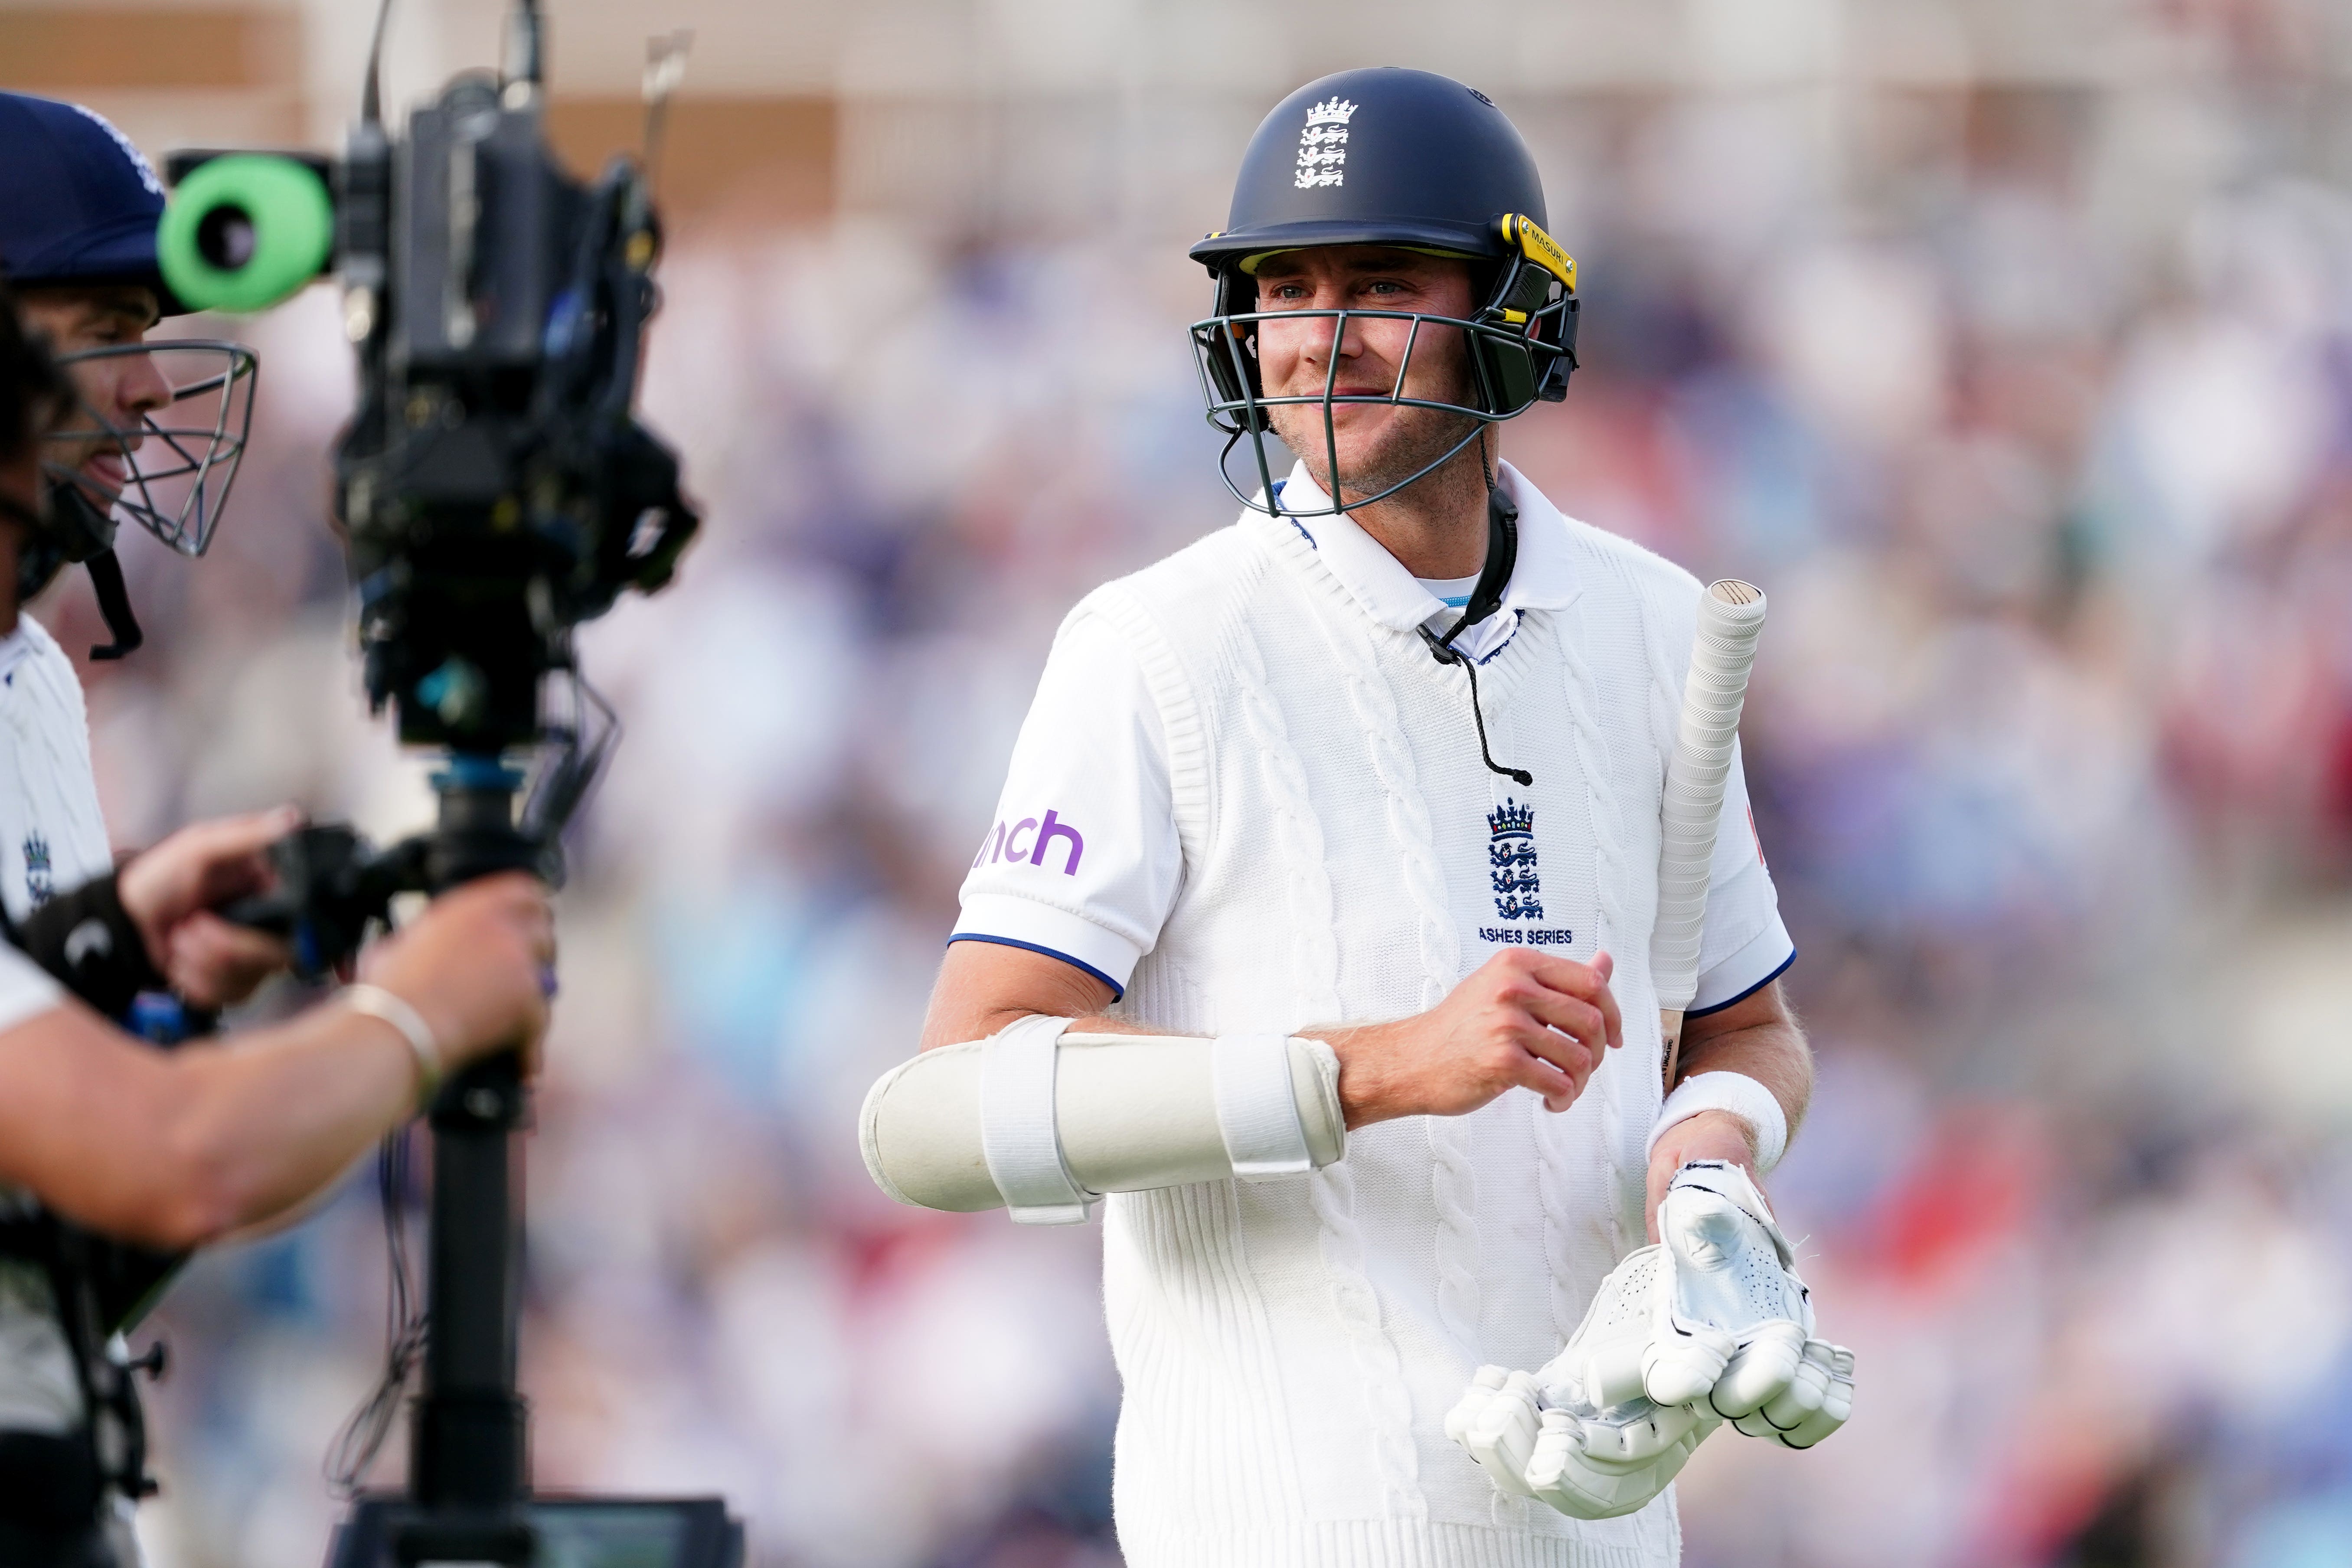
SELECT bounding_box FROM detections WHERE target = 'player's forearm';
[1646,993,1809,1232]
[1672,993,1811,1137]
[1300,1019,1410,1129]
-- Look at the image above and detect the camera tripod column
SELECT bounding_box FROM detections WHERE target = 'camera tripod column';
[411,756,542,1519]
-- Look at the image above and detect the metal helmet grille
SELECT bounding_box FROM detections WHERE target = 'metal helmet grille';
[1187,294,1578,519]
[43,339,259,557]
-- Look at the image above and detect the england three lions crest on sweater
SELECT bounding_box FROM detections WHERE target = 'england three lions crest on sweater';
[1479,795,1576,946]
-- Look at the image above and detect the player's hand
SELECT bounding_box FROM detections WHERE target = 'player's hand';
[1446,1365,1718,1520]
[357,873,555,1075]
[1731,1339,1854,1448]
[1644,1109,1757,1242]
[1446,1367,1542,1497]
[117,805,300,1009]
[1645,1160,1856,1447]
[1314,948,1621,1127]
[1523,1401,1717,1519]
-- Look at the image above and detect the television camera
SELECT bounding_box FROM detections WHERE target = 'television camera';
[160,0,732,1561]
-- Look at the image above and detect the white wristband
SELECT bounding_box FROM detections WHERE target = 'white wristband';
[1649,1071,1788,1174]
[344,983,443,1109]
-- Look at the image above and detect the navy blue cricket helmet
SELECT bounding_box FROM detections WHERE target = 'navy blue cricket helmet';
[1187,68,1580,518]
[0,92,187,315]
[1192,68,1554,275]
[0,93,259,655]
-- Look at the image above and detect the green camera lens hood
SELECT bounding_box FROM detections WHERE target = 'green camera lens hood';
[159,154,334,314]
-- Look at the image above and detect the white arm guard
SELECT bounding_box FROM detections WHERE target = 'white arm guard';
[859,1018,1347,1224]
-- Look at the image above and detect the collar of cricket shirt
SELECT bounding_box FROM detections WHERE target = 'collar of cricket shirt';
[1274,458,1581,663]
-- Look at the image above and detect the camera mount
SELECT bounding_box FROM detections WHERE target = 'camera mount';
[165,1,734,1561]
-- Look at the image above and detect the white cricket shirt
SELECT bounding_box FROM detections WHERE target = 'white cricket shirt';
[952,463,1794,1009]
[0,615,111,1437]
[0,618,113,921]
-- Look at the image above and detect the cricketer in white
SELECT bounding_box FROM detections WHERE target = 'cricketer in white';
[930,454,1800,1566]
[0,616,128,1437]
[909,78,1820,1567]
[3,274,193,1453]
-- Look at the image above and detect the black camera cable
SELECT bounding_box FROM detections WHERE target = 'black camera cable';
[324,1124,425,1496]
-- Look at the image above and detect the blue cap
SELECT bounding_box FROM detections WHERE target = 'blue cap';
[0,92,187,315]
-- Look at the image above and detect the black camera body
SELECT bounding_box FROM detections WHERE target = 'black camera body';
[166,55,702,939]
[341,75,695,754]
[170,78,696,758]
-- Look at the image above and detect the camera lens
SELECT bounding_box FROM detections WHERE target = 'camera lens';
[195,204,258,270]
[159,154,335,314]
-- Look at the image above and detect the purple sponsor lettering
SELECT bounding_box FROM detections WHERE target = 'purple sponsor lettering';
[1032,810,1084,875]
[979,809,1087,876]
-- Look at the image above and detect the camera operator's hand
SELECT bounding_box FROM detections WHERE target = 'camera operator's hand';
[357,872,555,1077]
[118,805,300,1009]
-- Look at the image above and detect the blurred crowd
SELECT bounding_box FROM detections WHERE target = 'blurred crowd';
[37,23,2352,1568]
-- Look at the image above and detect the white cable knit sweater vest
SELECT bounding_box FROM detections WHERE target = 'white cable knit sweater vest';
[1081,510,1713,1568]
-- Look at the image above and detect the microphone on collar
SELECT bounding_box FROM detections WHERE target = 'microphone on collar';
[1418,483,1533,788]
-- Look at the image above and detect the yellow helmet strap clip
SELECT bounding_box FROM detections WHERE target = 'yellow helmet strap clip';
[1498,213,1577,293]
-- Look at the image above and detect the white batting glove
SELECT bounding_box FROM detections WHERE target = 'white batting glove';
[1448,1168,1855,1519]
[1447,1365,1718,1521]
[1524,1399,1718,1520]
[1534,1243,1663,1412]
[1646,1160,1855,1446]
[1731,1339,1855,1448]
[1448,1245,1720,1521]
[1444,1366,1542,1498]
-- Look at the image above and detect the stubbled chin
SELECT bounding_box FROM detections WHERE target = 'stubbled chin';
[1271,424,1406,475]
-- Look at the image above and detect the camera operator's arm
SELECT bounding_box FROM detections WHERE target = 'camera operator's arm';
[0,873,552,1251]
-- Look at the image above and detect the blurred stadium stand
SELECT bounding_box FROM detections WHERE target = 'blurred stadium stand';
[8,2,2352,1565]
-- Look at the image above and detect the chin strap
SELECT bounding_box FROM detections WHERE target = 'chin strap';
[85,551,143,662]
[1419,442,1532,787]
[30,476,144,661]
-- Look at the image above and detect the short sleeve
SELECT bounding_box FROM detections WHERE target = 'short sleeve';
[0,941,65,1035]
[1689,737,1795,1014]
[949,610,1182,999]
